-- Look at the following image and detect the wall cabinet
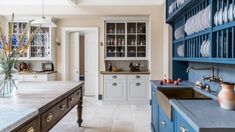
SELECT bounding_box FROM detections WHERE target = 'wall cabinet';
[103,74,149,103]
[104,19,148,60]
[18,73,56,81]
[6,19,55,61]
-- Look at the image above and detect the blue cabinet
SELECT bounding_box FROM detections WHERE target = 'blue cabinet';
[151,85,158,132]
[159,107,173,132]
[173,109,196,132]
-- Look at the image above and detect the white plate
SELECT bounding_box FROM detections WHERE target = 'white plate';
[206,40,211,57]
[200,40,206,57]
[204,40,209,57]
[218,8,223,25]
[223,6,228,23]
[214,11,218,26]
[228,4,234,22]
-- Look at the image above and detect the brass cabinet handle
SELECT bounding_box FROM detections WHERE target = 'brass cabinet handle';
[112,75,117,79]
[161,120,166,127]
[180,125,187,132]
[136,82,141,86]
[70,97,75,103]
[46,113,53,122]
[136,75,140,79]
[112,83,117,86]
[153,92,156,95]
[27,127,35,132]
[60,104,66,111]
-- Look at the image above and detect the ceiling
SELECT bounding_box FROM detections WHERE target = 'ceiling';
[0,0,164,6]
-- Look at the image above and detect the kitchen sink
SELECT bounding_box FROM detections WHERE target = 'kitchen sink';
[156,87,212,120]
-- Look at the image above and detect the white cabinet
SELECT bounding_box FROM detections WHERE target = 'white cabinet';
[104,75,126,101]
[127,75,149,103]
[18,73,56,81]
[103,74,149,103]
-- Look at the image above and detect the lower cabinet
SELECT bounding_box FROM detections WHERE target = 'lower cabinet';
[103,74,149,103]
[151,85,158,132]
[174,109,196,132]
[159,107,173,132]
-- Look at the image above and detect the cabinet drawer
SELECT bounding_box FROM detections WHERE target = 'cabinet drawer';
[104,75,126,80]
[159,107,173,132]
[68,89,81,109]
[22,75,48,81]
[127,75,149,80]
[41,98,67,131]
[14,117,40,132]
[174,110,196,132]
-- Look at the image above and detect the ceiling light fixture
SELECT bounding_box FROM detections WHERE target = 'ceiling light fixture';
[31,0,57,27]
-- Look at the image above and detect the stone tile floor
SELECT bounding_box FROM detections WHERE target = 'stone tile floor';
[50,96,151,132]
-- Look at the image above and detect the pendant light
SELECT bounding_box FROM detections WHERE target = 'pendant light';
[31,0,57,27]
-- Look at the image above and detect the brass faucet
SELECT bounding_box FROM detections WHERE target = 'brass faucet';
[186,66,223,83]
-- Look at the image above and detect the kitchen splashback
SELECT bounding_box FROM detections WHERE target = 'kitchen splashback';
[105,60,149,71]
[16,60,51,72]
[189,62,235,92]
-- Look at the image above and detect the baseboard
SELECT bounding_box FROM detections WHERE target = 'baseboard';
[98,95,102,100]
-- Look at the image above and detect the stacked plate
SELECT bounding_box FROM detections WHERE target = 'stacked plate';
[200,39,211,57]
[177,45,184,57]
[174,25,184,39]
[169,0,188,15]
[214,3,235,26]
[184,5,211,35]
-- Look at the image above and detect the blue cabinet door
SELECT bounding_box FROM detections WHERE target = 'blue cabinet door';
[174,109,196,132]
[151,85,158,132]
[159,107,173,132]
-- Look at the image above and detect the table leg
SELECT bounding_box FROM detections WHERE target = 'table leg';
[77,89,83,127]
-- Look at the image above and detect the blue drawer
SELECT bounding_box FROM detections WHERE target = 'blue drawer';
[174,110,196,132]
[159,107,173,132]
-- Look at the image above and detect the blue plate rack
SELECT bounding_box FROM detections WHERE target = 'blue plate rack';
[166,0,235,79]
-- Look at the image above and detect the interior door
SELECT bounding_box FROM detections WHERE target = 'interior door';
[69,32,80,81]
[84,32,98,96]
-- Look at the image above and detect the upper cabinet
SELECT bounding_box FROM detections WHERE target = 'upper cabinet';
[7,19,55,61]
[104,19,148,60]
[166,0,235,65]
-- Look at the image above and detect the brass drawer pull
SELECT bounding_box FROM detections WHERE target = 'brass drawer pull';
[180,125,187,132]
[161,120,166,127]
[136,75,140,79]
[60,104,66,111]
[112,75,117,79]
[136,82,141,86]
[112,83,117,86]
[27,127,35,132]
[46,113,53,122]
[70,97,75,103]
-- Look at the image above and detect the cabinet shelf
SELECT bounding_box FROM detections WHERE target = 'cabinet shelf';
[173,57,235,64]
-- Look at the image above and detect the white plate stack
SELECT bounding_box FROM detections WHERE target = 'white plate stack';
[200,39,211,57]
[214,3,235,26]
[184,5,211,35]
[177,45,184,57]
[174,25,184,39]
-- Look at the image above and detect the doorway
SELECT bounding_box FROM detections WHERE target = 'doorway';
[62,27,99,98]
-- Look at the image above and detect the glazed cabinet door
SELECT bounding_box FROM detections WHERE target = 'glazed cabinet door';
[103,80,126,101]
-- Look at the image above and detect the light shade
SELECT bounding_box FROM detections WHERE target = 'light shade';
[31,18,57,27]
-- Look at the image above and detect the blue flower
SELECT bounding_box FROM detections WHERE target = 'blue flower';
[11,35,17,46]
[23,37,27,45]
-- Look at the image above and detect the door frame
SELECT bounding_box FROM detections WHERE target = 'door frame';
[61,27,99,97]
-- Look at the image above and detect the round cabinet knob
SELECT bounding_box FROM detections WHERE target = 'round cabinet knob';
[27,127,35,132]
[60,104,66,111]
[46,113,53,122]
[180,125,187,132]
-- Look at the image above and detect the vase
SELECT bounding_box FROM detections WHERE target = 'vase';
[218,82,235,110]
[0,63,18,97]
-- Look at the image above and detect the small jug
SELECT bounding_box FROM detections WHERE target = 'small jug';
[218,82,235,110]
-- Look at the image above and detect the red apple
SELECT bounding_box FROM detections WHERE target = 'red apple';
[163,79,167,83]
[167,79,172,84]
[174,80,179,85]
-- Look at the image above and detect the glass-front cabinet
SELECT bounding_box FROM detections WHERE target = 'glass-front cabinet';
[8,20,55,61]
[105,20,148,60]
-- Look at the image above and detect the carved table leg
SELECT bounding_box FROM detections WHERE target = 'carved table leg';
[77,88,83,127]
